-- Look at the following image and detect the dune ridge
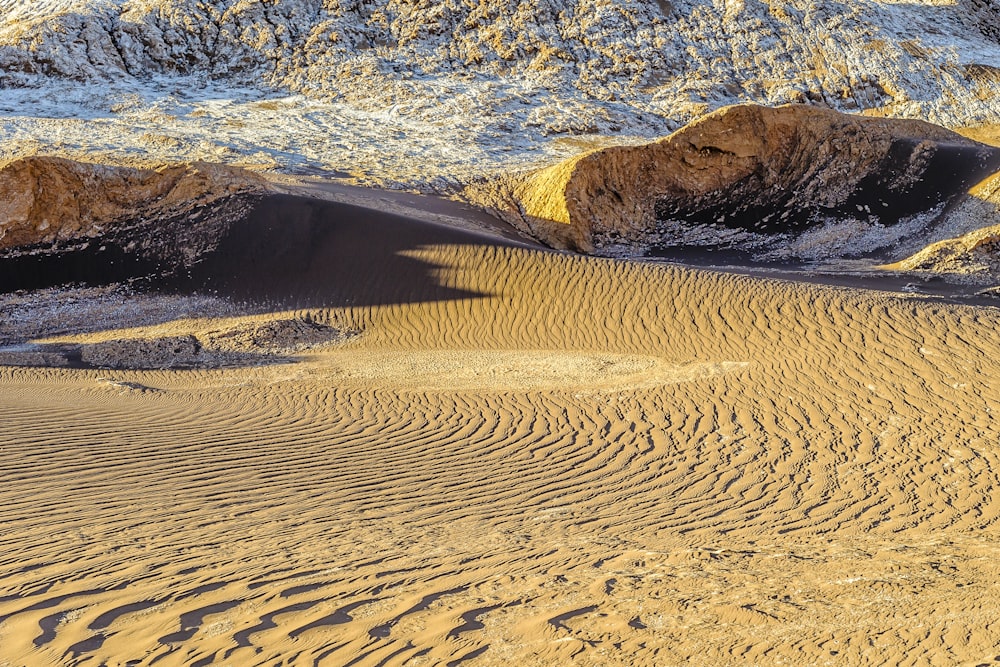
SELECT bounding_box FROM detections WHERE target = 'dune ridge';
[3,203,1000,664]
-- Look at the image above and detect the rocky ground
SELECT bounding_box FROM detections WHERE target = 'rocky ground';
[0,0,998,187]
[469,104,1000,254]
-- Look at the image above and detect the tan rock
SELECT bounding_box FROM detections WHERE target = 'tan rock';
[883,171,1000,281]
[0,157,266,251]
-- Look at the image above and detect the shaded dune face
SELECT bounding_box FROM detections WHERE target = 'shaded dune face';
[0,157,531,307]
[169,194,514,309]
[490,104,1000,252]
[0,193,520,310]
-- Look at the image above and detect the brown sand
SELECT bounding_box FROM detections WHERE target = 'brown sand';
[3,193,1000,666]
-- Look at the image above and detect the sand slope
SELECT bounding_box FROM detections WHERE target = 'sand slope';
[3,199,1000,664]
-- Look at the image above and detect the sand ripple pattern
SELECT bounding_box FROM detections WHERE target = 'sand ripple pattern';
[3,245,1000,665]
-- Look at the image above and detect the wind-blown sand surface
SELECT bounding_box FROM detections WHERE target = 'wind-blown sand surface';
[3,192,1000,666]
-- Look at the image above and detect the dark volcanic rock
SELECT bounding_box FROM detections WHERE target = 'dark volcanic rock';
[80,335,202,369]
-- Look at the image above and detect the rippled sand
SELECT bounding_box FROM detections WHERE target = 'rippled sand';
[3,203,1000,665]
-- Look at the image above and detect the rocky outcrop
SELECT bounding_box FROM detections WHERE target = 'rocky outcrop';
[0,156,266,251]
[1,0,999,137]
[0,318,356,368]
[887,224,1000,282]
[883,172,1000,282]
[473,104,1000,252]
[203,318,356,353]
[80,334,203,369]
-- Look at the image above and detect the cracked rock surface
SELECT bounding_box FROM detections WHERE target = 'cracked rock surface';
[0,0,998,187]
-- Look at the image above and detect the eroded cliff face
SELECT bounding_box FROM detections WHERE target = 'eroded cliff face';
[471,104,1000,253]
[0,0,998,189]
[2,0,996,127]
[0,157,265,251]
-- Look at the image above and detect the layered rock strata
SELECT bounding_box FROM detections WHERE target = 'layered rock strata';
[2,0,999,134]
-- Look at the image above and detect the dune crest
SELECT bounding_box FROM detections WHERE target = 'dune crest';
[472,104,1000,252]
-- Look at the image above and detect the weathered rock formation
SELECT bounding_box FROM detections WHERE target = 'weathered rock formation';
[0,157,266,256]
[203,318,356,353]
[0,156,265,251]
[0,156,269,295]
[888,223,1000,282]
[1,0,999,186]
[473,104,1000,252]
[884,172,1000,282]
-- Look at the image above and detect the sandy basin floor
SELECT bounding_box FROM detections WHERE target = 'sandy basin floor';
[3,239,1000,666]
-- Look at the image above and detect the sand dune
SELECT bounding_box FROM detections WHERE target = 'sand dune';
[3,192,1000,665]
[2,1,999,663]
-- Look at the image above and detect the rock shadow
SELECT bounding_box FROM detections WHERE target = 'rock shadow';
[0,193,511,311]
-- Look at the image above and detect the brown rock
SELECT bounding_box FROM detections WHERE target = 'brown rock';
[883,172,1000,282]
[0,157,266,251]
[474,104,1000,252]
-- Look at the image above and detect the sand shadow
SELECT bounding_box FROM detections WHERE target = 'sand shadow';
[166,194,512,310]
[0,193,516,312]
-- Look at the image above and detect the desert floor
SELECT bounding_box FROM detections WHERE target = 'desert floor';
[2,191,1000,666]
